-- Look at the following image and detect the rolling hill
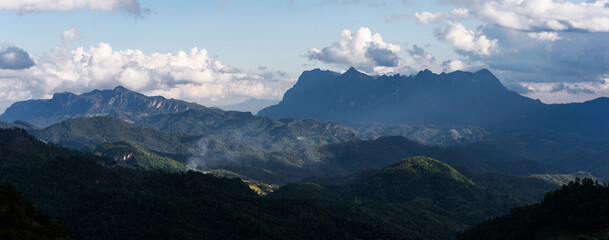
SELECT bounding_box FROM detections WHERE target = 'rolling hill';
[0,128,408,240]
[270,156,553,240]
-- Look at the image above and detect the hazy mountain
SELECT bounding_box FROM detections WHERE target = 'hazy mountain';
[31,116,207,155]
[135,108,360,151]
[354,122,490,146]
[259,68,609,137]
[0,86,361,152]
[463,130,609,179]
[264,135,564,178]
[21,115,566,184]
[0,86,205,127]
[217,98,279,114]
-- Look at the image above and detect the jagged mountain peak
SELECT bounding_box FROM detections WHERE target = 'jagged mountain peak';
[343,67,360,75]
[259,68,542,126]
[0,86,206,127]
[415,68,435,77]
[113,85,128,91]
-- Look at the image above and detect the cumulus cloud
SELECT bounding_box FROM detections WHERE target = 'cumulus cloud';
[0,0,147,16]
[518,79,609,103]
[527,32,561,41]
[473,27,609,83]
[434,22,498,56]
[307,27,401,72]
[442,0,609,33]
[61,25,80,45]
[407,0,609,102]
[408,45,435,62]
[0,42,293,112]
[0,45,35,70]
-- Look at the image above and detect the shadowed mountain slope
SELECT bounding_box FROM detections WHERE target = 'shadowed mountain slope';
[259,68,609,137]
[0,86,205,127]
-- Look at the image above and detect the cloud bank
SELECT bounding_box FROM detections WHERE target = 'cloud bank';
[443,0,609,33]
[0,0,147,16]
[409,0,609,103]
[0,43,293,112]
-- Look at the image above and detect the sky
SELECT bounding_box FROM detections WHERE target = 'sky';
[1,0,609,112]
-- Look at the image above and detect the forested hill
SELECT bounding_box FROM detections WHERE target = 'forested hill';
[0,128,408,240]
[271,156,527,240]
[0,183,69,240]
[457,178,609,240]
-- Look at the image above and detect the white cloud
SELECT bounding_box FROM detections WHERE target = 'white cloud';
[414,11,443,24]
[527,31,561,41]
[414,8,470,24]
[442,60,466,72]
[519,79,609,103]
[61,25,80,45]
[307,27,401,72]
[0,42,293,112]
[435,0,609,33]
[0,0,146,16]
[320,0,408,7]
[434,22,498,56]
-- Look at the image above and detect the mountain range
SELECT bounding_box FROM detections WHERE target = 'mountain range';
[0,128,405,240]
[1,68,609,240]
[259,68,609,138]
[0,86,205,127]
[3,69,609,179]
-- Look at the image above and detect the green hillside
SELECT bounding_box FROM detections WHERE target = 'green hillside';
[95,141,187,172]
[0,128,407,240]
[457,178,609,240]
[270,156,527,240]
[0,183,69,240]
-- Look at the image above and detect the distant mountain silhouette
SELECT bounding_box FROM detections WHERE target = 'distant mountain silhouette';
[259,68,609,137]
[217,98,279,114]
[0,86,205,127]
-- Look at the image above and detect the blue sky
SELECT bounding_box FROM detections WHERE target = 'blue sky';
[1,0,609,112]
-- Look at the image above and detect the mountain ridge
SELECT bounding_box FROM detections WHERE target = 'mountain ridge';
[0,86,207,127]
[259,68,609,137]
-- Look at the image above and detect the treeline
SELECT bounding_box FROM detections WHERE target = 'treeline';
[457,178,609,240]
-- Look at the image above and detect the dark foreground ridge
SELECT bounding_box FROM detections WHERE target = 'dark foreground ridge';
[458,178,609,240]
[0,128,408,240]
